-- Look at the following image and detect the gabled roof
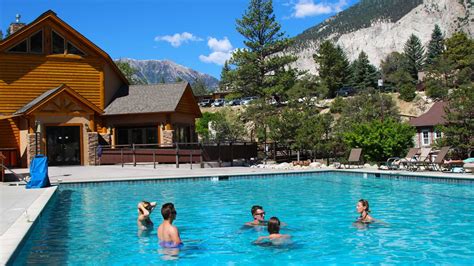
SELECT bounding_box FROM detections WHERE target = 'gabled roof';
[104,82,201,116]
[0,10,128,85]
[409,101,447,127]
[14,84,103,115]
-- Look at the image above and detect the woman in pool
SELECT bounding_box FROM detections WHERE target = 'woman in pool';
[158,203,183,248]
[254,217,290,244]
[356,199,374,223]
[137,201,157,230]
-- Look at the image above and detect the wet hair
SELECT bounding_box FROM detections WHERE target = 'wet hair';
[161,202,177,220]
[251,205,263,215]
[358,199,371,213]
[267,217,280,234]
[139,201,152,214]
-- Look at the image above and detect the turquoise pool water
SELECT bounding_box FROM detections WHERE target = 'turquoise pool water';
[12,172,474,264]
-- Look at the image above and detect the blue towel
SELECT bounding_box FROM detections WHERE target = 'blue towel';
[26,155,51,189]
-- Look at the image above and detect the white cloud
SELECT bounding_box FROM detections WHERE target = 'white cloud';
[292,0,347,18]
[199,37,234,66]
[207,37,233,52]
[154,32,202,47]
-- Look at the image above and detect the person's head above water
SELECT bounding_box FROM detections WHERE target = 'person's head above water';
[161,203,177,221]
[357,199,370,214]
[251,205,265,222]
[267,217,281,234]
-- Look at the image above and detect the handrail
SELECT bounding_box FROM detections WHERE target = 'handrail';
[0,162,27,183]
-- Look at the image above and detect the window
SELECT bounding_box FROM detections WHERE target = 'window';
[67,41,85,56]
[116,127,158,145]
[7,39,27,53]
[174,124,192,143]
[52,31,65,54]
[435,131,442,139]
[29,30,43,53]
[422,130,430,146]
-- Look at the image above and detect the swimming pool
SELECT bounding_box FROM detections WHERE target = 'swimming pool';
[11,172,474,264]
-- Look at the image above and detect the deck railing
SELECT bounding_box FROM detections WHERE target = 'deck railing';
[95,142,257,168]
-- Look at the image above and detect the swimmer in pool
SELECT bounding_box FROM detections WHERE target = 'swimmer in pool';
[137,201,157,230]
[254,217,290,244]
[356,199,374,223]
[245,205,267,226]
[157,203,183,248]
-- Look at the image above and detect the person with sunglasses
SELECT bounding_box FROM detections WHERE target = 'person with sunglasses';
[245,205,268,226]
[158,203,183,248]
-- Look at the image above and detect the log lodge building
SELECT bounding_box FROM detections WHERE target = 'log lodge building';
[0,11,201,167]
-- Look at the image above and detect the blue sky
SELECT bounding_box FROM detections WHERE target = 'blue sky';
[1,0,358,79]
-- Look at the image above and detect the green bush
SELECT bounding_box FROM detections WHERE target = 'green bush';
[399,84,416,101]
[343,119,415,163]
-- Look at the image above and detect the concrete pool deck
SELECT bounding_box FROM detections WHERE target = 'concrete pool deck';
[1,164,473,264]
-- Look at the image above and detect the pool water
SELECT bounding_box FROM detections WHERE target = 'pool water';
[12,172,474,264]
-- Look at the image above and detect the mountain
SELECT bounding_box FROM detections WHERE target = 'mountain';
[291,0,473,74]
[115,58,219,90]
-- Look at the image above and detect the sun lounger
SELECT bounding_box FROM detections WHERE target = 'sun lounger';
[407,147,432,171]
[427,146,451,171]
[386,148,419,170]
[342,148,363,169]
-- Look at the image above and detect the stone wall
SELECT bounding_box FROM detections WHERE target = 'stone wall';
[88,132,98,165]
[27,133,39,166]
[162,130,174,146]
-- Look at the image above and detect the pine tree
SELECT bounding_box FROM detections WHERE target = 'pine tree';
[313,40,350,98]
[403,34,425,80]
[231,0,296,97]
[192,78,209,96]
[350,51,379,90]
[426,25,444,65]
[219,61,233,92]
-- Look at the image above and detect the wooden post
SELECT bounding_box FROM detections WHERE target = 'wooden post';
[200,143,204,169]
[218,142,221,167]
[175,143,179,168]
[190,151,193,170]
[230,142,233,166]
[121,148,124,168]
[153,150,156,169]
[273,142,277,161]
[133,144,136,167]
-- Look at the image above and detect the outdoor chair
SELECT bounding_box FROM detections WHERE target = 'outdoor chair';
[427,146,451,171]
[342,148,363,169]
[407,147,432,171]
[386,148,419,170]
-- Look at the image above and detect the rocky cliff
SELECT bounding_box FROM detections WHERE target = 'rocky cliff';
[292,0,473,74]
[115,58,219,90]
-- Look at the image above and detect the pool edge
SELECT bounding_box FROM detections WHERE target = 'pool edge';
[0,186,58,265]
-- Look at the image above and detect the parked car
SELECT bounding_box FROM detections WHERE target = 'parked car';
[226,99,241,106]
[241,96,258,105]
[199,99,212,107]
[212,98,225,107]
[336,87,356,97]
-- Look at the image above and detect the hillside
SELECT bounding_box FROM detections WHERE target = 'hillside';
[116,58,219,90]
[291,0,473,74]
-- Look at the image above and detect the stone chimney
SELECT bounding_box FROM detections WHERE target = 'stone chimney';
[8,14,26,35]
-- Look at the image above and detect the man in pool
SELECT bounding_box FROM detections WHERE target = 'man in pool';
[245,205,267,226]
[254,217,290,244]
[157,203,183,248]
[137,201,157,230]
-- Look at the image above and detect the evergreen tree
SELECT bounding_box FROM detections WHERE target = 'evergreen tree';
[175,77,184,82]
[192,78,210,96]
[160,77,166,83]
[115,61,146,85]
[426,24,445,65]
[403,34,425,80]
[230,0,296,98]
[219,61,233,92]
[350,51,379,90]
[313,40,350,98]
[439,85,474,159]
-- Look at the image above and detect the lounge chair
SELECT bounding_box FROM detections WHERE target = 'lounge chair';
[386,148,419,170]
[342,148,363,169]
[427,146,451,171]
[407,147,432,171]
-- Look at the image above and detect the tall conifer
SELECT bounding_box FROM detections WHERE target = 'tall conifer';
[403,34,425,80]
[426,24,445,65]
